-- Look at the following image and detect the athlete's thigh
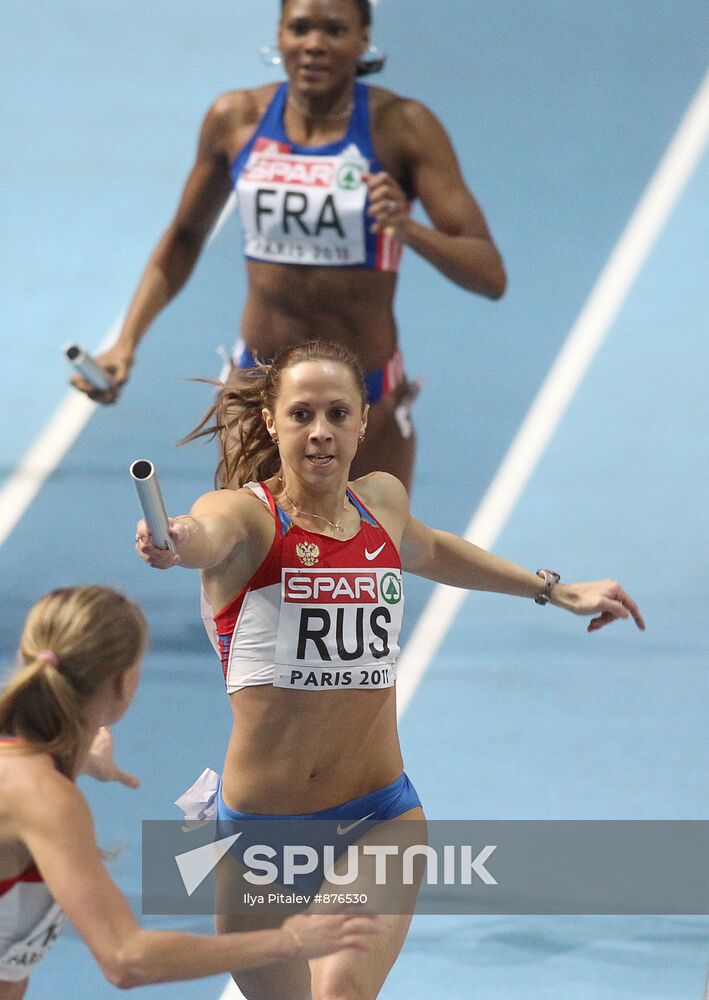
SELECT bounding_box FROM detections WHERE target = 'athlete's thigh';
[309,911,412,1000]
[351,394,416,490]
[215,853,311,1000]
[309,805,426,1000]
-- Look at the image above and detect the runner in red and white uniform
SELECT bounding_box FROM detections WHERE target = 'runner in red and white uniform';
[201,479,404,694]
[0,586,375,998]
[136,340,645,1000]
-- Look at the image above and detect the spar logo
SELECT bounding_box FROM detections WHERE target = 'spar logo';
[284,571,378,604]
[380,573,402,605]
[243,154,335,187]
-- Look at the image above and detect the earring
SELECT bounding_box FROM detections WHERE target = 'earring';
[357,45,385,74]
[271,433,279,445]
[358,433,365,443]
[260,45,283,68]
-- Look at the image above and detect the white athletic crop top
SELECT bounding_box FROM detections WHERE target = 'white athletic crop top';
[201,482,404,693]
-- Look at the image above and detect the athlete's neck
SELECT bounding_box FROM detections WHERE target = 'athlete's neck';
[274,473,352,533]
[285,83,356,135]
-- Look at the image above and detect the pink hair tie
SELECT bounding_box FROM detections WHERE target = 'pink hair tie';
[36,650,60,669]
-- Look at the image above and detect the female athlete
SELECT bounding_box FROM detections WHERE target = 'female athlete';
[0,585,375,998]
[73,0,506,489]
[135,341,644,1000]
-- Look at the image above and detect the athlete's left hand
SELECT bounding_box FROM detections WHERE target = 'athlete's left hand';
[365,172,409,240]
[552,581,646,633]
[84,726,140,788]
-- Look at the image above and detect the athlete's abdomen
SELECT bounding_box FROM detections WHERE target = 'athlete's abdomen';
[242,262,399,366]
[221,684,403,814]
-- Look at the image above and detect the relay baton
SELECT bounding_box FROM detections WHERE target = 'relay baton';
[129,460,174,551]
[64,343,111,392]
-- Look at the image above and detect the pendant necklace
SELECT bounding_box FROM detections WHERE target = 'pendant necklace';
[286,93,355,122]
[278,478,348,534]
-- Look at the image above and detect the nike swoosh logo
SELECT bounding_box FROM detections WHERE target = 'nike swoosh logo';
[364,543,386,561]
[336,812,375,836]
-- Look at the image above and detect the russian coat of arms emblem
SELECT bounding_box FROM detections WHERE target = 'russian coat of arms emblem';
[295,542,320,567]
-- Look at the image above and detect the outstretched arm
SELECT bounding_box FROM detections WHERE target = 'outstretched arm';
[397,500,645,634]
[71,95,237,404]
[135,488,272,571]
[16,767,375,988]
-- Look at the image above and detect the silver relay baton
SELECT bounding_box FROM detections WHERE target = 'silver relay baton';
[64,343,111,392]
[130,460,174,551]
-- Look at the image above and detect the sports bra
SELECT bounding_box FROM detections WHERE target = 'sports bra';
[231,82,411,271]
[201,482,404,693]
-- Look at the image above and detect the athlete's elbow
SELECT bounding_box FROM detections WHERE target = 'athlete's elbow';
[102,942,151,989]
[461,259,506,299]
[102,960,141,990]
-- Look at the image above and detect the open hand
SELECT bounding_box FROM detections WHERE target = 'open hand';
[281,912,378,959]
[554,580,645,633]
[85,726,139,788]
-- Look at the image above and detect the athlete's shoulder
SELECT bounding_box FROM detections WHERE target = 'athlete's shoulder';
[207,83,281,130]
[368,86,438,128]
[0,750,76,838]
[351,472,409,517]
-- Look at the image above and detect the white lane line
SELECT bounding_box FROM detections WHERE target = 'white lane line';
[0,319,120,550]
[216,62,709,1000]
[396,65,709,716]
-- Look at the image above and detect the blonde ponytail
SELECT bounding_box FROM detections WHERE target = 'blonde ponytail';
[0,586,147,776]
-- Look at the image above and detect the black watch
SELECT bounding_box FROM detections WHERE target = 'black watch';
[535,569,560,605]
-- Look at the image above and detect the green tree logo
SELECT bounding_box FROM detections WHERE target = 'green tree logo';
[336,163,364,190]
[380,573,402,605]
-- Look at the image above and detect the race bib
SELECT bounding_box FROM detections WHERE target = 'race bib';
[0,903,64,980]
[274,567,404,689]
[237,140,369,266]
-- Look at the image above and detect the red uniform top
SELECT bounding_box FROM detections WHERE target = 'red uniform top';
[201,482,404,693]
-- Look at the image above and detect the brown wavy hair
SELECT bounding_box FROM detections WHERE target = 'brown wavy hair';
[0,586,147,777]
[181,341,367,489]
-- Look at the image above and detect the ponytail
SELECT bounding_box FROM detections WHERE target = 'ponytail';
[180,368,281,489]
[0,587,147,777]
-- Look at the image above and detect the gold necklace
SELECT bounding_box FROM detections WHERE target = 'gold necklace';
[286,93,355,122]
[278,478,348,534]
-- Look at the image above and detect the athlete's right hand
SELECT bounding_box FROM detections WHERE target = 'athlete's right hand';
[280,913,378,959]
[135,517,187,569]
[70,345,134,404]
